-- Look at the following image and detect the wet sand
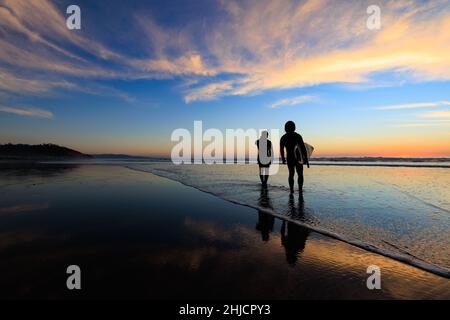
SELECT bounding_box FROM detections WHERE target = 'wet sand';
[0,164,448,299]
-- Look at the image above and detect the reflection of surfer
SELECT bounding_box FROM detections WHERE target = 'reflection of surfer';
[280,121,310,193]
[281,195,310,265]
[281,221,309,265]
[256,186,274,241]
[256,211,275,242]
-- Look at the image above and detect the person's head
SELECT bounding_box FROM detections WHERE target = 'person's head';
[284,121,296,133]
[260,130,269,139]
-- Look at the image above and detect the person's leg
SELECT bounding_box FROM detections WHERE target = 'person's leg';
[287,163,295,193]
[259,166,264,184]
[263,166,270,185]
[296,163,304,190]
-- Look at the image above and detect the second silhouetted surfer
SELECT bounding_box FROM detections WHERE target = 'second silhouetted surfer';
[280,121,310,193]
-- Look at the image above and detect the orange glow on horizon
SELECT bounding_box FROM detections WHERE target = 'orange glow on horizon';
[76,144,450,158]
[72,131,450,158]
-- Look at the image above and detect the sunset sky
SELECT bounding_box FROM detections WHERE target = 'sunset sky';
[1,0,450,157]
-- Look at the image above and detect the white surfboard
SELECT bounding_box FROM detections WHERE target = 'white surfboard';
[294,143,314,164]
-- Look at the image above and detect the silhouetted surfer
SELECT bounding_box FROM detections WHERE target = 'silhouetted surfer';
[280,121,310,193]
[256,131,273,186]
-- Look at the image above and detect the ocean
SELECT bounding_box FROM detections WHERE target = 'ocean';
[0,162,448,298]
[128,161,450,277]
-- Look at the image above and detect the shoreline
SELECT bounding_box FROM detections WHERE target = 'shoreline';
[0,163,448,299]
[2,159,449,169]
[126,165,450,279]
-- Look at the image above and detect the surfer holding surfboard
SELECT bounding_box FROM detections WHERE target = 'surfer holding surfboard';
[280,121,313,194]
[256,130,274,187]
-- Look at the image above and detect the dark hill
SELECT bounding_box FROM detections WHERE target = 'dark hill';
[0,143,92,160]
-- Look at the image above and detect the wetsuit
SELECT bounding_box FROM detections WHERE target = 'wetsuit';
[280,132,309,191]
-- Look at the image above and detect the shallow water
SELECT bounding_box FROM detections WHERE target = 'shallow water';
[0,163,448,299]
[129,162,450,277]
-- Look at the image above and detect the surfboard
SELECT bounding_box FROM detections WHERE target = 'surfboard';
[294,143,314,164]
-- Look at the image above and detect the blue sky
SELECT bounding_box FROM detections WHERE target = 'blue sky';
[1,0,450,156]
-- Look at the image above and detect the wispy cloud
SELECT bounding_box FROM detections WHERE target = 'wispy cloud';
[0,105,53,119]
[184,81,235,103]
[0,68,76,94]
[182,0,450,101]
[392,123,446,128]
[375,101,450,110]
[387,102,450,127]
[2,0,450,104]
[341,80,405,91]
[270,95,315,109]
[417,110,450,118]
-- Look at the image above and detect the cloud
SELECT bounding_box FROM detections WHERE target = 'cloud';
[270,95,315,109]
[0,0,137,99]
[375,101,450,110]
[417,110,450,118]
[341,81,405,91]
[184,81,235,103]
[0,0,122,61]
[2,0,450,103]
[0,105,53,119]
[0,0,222,101]
[182,0,450,101]
[392,123,447,128]
[0,68,134,102]
[385,102,450,127]
[131,54,217,77]
[0,68,76,94]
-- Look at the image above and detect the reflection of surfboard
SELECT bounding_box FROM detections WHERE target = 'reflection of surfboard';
[294,143,314,164]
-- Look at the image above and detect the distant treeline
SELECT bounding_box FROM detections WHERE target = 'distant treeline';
[0,143,92,160]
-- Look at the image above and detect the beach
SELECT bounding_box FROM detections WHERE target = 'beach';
[0,163,448,299]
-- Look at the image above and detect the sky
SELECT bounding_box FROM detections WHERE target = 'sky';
[0,0,450,157]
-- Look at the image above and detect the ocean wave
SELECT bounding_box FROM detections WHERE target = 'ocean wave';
[126,164,450,278]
